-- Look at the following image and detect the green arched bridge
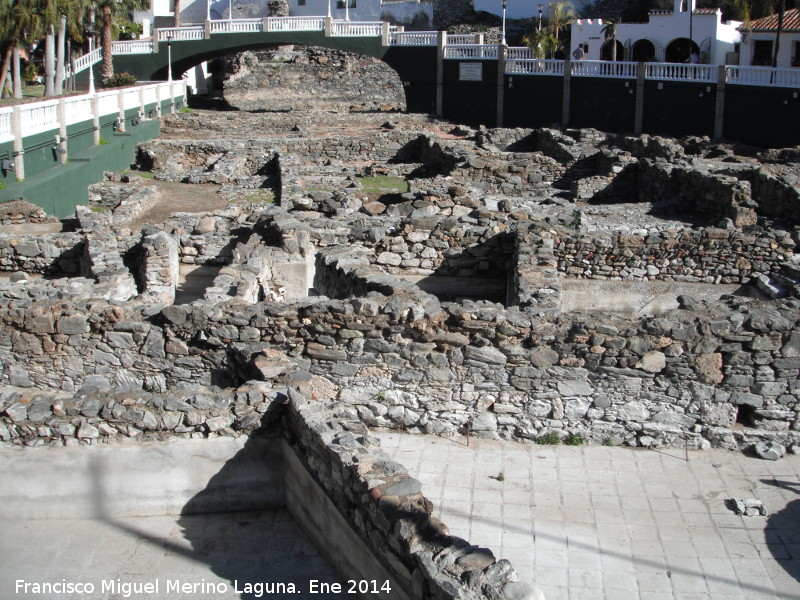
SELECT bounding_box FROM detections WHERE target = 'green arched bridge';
[69,16,800,147]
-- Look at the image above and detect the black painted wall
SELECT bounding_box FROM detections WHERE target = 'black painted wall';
[569,77,637,134]
[503,75,563,129]
[442,60,499,127]
[724,85,800,148]
[642,81,716,138]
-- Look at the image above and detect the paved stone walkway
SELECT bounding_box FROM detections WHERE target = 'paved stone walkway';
[376,432,800,600]
[0,509,355,600]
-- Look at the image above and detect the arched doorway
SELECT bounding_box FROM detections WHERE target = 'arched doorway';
[631,39,656,62]
[600,40,625,61]
[665,38,700,63]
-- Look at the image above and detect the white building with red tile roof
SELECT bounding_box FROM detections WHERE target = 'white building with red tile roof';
[569,0,742,65]
[738,8,800,68]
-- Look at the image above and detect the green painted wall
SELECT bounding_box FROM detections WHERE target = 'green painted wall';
[0,119,161,218]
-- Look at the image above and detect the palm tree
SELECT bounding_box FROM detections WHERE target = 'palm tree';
[94,0,149,83]
[601,19,618,61]
[523,29,560,59]
[548,1,577,40]
[54,0,89,95]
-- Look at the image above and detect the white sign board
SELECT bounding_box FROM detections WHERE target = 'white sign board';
[459,63,483,81]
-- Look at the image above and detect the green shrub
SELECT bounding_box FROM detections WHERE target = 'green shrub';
[564,433,585,446]
[0,182,7,190]
[98,137,110,146]
[102,72,138,88]
[535,432,561,445]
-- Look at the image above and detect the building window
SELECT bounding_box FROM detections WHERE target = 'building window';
[298,0,305,5]
[793,41,800,67]
[336,0,356,7]
[752,39,773,66]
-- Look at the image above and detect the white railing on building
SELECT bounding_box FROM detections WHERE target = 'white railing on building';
[389,31,438,46]
[506,59,564,76]
[645,62,715,82]
[265,16,325,31]
[573,59,638,79]
[444,45,498,60]
[112,40,155,55]
[726,65,800,87]
[157,26,205,41]
[330,21,383,36]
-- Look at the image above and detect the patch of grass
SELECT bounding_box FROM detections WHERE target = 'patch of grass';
[89,205,106,213]
[603,437,615,446]
[490,472,505,482]
[535,431,561,445]
[180,106,191,113]
[98,137,110,146]
[0,182,7,190]
[564,433,585,446]
[135,171,156,179]
[236,190,275,205]
[356,176,409,194]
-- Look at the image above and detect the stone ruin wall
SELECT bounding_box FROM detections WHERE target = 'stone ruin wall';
[1,118,800,454]
[218,47,407,112]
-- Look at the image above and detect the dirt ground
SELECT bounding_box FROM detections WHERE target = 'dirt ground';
[126,179,230,230]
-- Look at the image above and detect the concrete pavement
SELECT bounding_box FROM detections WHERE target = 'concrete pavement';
[376,432,800,600]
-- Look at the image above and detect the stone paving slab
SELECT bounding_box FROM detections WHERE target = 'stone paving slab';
[375,432,800,600]
[0,509,356,600]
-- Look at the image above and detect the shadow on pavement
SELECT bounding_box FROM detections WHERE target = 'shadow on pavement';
[88,428,356,599]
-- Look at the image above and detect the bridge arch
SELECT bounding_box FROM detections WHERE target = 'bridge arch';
[113,31,438,114]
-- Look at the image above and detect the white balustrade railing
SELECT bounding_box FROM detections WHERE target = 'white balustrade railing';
[211,18,262,33]
[96,90,122,116]
[444,45,498,60]
[157,26,205,41]
[20,100,59,136]
[142,84,159,105]
[64,96,93,124]
[112,40,155,55]
[265,16,325,31]
[122,88,141,111]
[506,47,533,60]
[70,47,102,76]
[726,65,800,87]
[446,34,481,45]
[389,31,438,46]
[572,59,638,78]
[0,107,13,143]
[330,21,383,36]
[506,59,564,76]
[645,62,715,82]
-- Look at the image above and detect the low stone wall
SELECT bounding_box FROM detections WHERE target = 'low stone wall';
[283,389,540,600]
[0,231,84,276]
[0,380,541,600]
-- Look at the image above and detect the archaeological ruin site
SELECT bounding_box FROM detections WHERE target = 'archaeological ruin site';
[2,46,800,600]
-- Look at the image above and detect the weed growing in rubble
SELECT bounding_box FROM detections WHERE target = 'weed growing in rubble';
[536,432,561,445]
